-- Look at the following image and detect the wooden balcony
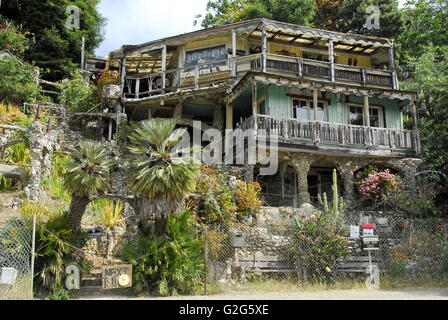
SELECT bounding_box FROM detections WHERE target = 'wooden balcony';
[237,114,420,157]
[121,53,397,100]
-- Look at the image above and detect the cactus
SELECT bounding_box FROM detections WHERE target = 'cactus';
[317,169,346,216]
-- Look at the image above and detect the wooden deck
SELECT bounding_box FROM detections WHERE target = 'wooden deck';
[238,114,421,157]
[122,54,397,100]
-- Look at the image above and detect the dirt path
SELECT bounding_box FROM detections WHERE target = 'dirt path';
[79,287,448,300]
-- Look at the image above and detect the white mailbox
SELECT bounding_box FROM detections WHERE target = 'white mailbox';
[0,267,18,285]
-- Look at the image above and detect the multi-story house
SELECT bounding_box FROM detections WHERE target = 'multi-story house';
[105,18,421,208]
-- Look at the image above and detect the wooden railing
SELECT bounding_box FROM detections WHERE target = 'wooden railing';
[238,114,420,154]
[122,53,396,99]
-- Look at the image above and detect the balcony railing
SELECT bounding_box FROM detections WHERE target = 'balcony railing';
[238,114,420,155]
[122,53,397,100]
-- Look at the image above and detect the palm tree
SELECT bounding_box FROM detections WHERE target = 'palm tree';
[125,119,199,234]
[64,141,114,233]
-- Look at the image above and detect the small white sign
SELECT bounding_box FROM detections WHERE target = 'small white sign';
[0,267,18,285]
[363,228,374,236]
[350,226,360,238]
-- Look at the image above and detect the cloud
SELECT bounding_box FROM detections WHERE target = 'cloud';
[95,0,208,57]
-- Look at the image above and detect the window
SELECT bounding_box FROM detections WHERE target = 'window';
[349,106,364,126]
[185,45,227,67]
[348,105,384,127]
[258,97,266,115]
[292,99,327,121]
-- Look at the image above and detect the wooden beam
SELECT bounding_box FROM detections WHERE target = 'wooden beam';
[161,44,167,90]
[252,82,258,117]
[261,23,267,73]
[328,39,335,82]
[226,102,233,130]
[313,88,318,120]
[232,29,237,77]
[363,95,370,127]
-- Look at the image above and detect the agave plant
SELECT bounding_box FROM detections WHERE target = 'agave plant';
[63,141,114,233]
[125,119,200,234]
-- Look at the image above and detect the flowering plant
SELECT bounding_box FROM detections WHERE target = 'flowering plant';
[355,166,401,202]
[0,24,30,54]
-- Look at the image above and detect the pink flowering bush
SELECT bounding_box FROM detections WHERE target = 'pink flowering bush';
[355,166,401,202]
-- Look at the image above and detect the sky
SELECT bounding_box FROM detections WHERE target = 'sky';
[95,0,209,57]
[95,0,409,58]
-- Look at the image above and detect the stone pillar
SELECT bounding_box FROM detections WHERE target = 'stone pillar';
[339,169,355,200]
[173,103,183,119]
[292,155,311,206]
[213,104,224,131]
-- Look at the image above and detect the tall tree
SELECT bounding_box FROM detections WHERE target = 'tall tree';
[125,119,200,235]
[64,141,114,233]
[195,0,402,39]
[0,0,105,81]
[195,0,316,28]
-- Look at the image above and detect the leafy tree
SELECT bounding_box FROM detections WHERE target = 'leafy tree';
[0,0,105,81]
[58,70,97,111]
[401,46,448,176]
[0,56,41,105]
[63,141,114,233]
[195,0,402,39]
[398,0,448,63]
[125,119,200,234]
[195,0,316,28]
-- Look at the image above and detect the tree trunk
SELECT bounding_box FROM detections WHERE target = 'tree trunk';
[154,217,168,235]
[68,195,91,233]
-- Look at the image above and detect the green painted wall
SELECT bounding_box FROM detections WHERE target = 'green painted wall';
[255,87,403,129]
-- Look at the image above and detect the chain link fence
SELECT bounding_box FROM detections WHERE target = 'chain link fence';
[0,218,34,300]
[204,213,448,290]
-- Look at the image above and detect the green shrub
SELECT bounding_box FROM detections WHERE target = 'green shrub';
[34,213,88,293]
[45,287,73,300]
[120,209,204,296]
[291,213,350,283]
[0,56,41,105]
[58,70,98,112]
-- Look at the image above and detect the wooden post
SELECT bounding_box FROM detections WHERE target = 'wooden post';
[363,95,370,127]
[135,79,140,99]
[232,29,237,77]
[261,22,267,73]
[313,88,318,121]
[297,58,303,78]
[411,99,418,130]
[388,42,398,90]
[108,118,113,142]
[194,65,199,89]
[161,44,167,91]
[328,39,335,82]
[35,104,41,120]
[81,36,85,70]
[226,102,233,130]
[252,82,258,131]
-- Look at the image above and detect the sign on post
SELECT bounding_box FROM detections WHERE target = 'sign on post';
[102,265,132,289]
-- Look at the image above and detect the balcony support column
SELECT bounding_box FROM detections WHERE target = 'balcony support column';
[313,88,318,121]
[328,39,335,82]
[161,44,167,92]
[213,104,224,131]
[261,22,267,73]
[363,95,370,127]
[252,82,258,131]
[292,155,312,206]
[231,29,237,77]
[173,102,183,119]
[389,42,398,90]
[226,102,233,130]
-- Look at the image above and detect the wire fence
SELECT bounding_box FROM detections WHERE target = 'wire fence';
[0,217,34,300]
[204,213,448,290]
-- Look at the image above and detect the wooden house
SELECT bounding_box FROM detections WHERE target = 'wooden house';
[106,18,421,207]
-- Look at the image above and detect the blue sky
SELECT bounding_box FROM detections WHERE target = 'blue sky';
[95,0,209,57]
[95,0,409,58]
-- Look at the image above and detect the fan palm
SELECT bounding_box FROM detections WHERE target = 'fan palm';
[125,119,200,234]
[64,141,114,233]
